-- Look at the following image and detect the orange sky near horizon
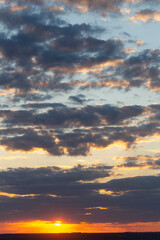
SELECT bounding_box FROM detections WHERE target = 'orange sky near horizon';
[1,220,160,234]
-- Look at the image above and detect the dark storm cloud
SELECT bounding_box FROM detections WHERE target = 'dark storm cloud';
[0,166,159,223]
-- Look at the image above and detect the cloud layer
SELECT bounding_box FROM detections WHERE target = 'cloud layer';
[0,104,159,155]
[0,165,160,223]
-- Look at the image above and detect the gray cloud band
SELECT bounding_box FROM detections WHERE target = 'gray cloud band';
[0,166,159,223]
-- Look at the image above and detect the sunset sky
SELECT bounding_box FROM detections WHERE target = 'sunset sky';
[0,0,160,233]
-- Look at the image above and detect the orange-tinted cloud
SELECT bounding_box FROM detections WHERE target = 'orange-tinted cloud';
[47,6,64,12]
[115,153,160,169]
[10,5,28,12]
[130,10,160,23]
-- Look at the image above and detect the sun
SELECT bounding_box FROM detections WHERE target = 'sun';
[54,221,61,227]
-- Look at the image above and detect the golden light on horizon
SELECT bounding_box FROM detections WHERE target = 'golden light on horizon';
[54,221,62,227]
[1,220,75,233]
[1,220,160,234]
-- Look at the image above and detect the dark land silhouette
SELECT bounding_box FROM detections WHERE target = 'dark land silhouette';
[0,232,160,240]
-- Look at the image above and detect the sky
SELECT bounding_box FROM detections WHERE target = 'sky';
[0,0,160,234]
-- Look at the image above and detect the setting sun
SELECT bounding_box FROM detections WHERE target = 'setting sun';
[54,221,61,227]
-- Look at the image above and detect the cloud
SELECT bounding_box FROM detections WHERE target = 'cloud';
[52,0,160,16]
[0,104,151,155]
[107,49,160,91]
[0,166,159,223]
[1,104,146,127]
[0,3,159,94]
[54,0,132,15]
[149,104,160,122]
[0,5,126,93]
[0,104,159,156]
[130,9,160,23]
[79,47,160,91]
[0,123,158,156]
[0,130,63,155]
[0,164,112,196]
[68,94,87,105]
[116,153,160,169]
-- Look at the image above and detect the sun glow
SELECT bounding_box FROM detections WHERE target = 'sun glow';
[1,220,160,234]
[54,221,61,227]
[1,220,75,233]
